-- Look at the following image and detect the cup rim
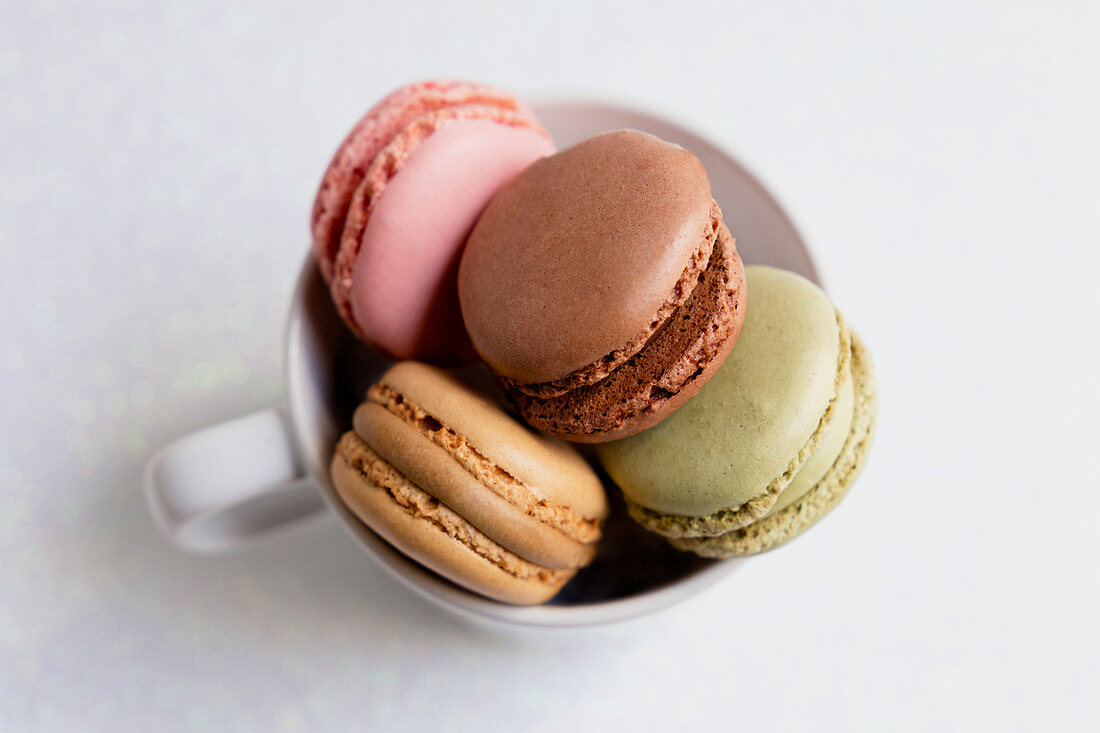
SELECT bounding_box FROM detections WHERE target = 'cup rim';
[284,98,817,629]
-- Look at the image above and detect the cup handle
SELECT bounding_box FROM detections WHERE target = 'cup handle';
[143,405,328,553]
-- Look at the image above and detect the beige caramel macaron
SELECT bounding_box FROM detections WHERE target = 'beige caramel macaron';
[331,362,609,605]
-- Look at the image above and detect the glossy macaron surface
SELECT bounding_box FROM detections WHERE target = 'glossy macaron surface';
[458,129,716,384]
[347,119,554,361]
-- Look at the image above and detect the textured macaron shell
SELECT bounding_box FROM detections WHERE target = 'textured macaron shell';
[378,362,609,521]
[348,120,554,360]
[311,80,534,282]
[459,129,715,384]
[352,401,595,569]
[597,266,841,517]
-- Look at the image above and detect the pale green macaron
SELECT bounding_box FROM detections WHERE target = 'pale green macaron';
[596,265,877,557]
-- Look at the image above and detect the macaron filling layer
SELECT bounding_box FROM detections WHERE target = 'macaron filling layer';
[504,223,745,440]
[344,119,555,359]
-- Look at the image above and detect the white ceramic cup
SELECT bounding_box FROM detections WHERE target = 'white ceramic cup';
[144,100,821,628]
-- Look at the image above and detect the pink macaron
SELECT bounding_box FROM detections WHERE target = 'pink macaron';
[311,80,554,362]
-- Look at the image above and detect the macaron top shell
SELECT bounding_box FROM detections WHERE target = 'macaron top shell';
[311,80,535,283]
[377,362,609,521]
[346,119,554,360]
[459,130,715,384]
[597,266,841,517]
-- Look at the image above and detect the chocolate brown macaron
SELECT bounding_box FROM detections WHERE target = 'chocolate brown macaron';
[458,130,747,443]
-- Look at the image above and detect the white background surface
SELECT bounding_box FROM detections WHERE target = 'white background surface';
[2,1,1099,730]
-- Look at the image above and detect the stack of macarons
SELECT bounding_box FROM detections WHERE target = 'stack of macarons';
[315,80,877,605]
